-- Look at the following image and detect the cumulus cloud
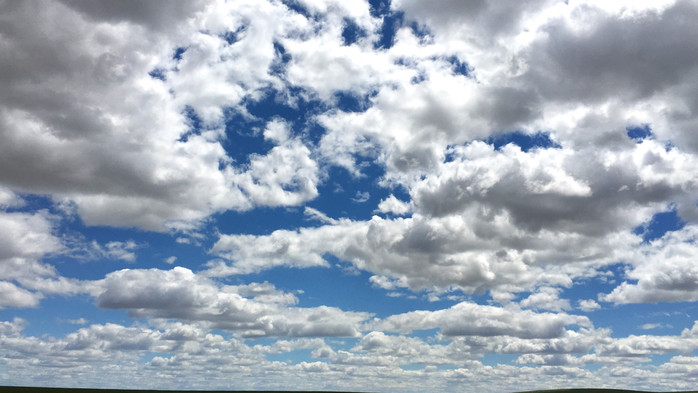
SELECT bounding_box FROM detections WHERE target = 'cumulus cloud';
[373,302,590,339]
[230,127,319,209]
[520,287,571,312]
[92,267,369,338]
[2,314,698,392]
[0,281,42,309]
[0,209,83,307]
[375,194,411,215]
[578,299,601,312]
[0,187,24,208]
[0,0,321,232]
[213,133,697,300]
[0,211,62,268]
[601,225,698,304]
[3,0,698,391]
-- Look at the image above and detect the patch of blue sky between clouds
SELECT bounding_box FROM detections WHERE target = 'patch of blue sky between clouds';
[281,0,314,20]
[241,262,463,319]
[172,46,187,62]
[221,25,248,45]
[222,87,326,166]
[306,161,390,220]
[443,131,561,163]
[368,0,391,18]
[270,41,292,77]
[342,17,367,46]
[446,56,471,77]
[213,206,306,236]
[627,124,653,141]
[266,348,324,365]
[373,7,404,49]
[333,90,376,113]
[485,131,561,152]
[179,105,204,143]
[147,68,166,81]
[633,208,685,243]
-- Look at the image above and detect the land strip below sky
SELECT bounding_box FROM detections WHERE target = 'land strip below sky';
[3,387,698,393]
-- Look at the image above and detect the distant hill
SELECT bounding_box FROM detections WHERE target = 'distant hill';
[521,390,698,393]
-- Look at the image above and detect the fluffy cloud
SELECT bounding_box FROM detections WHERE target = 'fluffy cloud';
[601,225,698,304]
[520,287,571,312]
[523,0,698,104]
[0,211,62,269]
[578,299,601,312]
[3,0,698,391]
[375,194,411,215]
[213,131,697,301]
[0,209,80,307]
[210,211,619,296]
[229,121,319,209]
[4,316,698,392]
[92,267,369,338]
[0,1,321,232]
[374,302,590,339]
[0,282,42,309]
[0,187,24,208]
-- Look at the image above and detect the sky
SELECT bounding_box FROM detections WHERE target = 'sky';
[1,0,698,392]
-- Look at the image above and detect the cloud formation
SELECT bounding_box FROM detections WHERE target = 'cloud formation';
[93,267,369,338]
[1,0,698,392]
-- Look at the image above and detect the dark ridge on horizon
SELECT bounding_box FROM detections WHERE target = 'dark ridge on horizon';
[0,388,367,393]
[520,390,698,393]
[2,388,698,393]
[0,388,368,393]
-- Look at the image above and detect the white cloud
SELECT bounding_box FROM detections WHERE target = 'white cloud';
[68,318,89,325]
[0,0,322,232]
[352,191,370,203]
[211,133,697,298]
[373,302,590,339]
[594,333,698,358]
[2,315,698,392]
[304,207,338,225]
[0,210,83,306]
[0,281,42,309]
[92,267,369,338]
[601,225,698,304]
[94,240,141,262]
[641,323,671,330]
[212,185,654,296]
[0,187,24,208]
[375,194,411,215]
[2,0,698,391]
[578,299,601,312]
[231,135,319,209]
[520,287,571,312]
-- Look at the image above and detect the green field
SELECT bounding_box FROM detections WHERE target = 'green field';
[2,388,697,393]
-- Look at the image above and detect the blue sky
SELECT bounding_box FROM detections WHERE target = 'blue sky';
[1,0,698,392]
